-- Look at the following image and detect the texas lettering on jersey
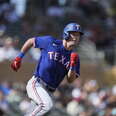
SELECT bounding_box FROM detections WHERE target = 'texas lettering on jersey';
[34,36,80,88]
[48,52,70,69]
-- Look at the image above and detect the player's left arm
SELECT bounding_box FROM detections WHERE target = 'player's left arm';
[67,70,79,83]
[67,52,80,83]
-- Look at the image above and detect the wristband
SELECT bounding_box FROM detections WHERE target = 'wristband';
[69,66,76,71]
[17,52,25,58]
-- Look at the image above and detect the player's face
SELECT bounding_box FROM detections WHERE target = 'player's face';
[66,32,81,49]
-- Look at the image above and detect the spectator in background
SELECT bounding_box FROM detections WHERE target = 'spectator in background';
[0,37,19,62]
[0,90,9,115]
[0,81,12,96]
[4,4,19,24]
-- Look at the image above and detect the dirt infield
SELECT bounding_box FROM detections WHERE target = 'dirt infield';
[0,61,35,82]
[0,61,104,84]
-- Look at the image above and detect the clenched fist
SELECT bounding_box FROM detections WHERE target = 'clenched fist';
[11,57,22,72]
[70,52,78,67]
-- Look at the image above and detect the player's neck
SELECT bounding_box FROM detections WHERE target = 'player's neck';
[62,40,73,51]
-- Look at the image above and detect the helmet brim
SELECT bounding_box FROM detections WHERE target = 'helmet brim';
[68,31,84,35]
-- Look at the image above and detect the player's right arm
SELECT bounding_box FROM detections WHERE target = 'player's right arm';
[20,38,34,53]
[11,36,53,71]
[11,38,35,72]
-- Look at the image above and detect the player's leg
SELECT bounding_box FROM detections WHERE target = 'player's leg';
[24,100,37,115]
[26,76,53,116]
[30,86,53,116]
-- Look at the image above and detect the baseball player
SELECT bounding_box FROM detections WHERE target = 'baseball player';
[11,22,84,116]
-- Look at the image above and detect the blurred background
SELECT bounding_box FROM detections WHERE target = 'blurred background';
[0,0,116,116]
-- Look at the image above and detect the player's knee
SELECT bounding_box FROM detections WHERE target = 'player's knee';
[43,99,53,111]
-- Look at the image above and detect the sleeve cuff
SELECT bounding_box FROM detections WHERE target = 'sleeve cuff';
[69,66,76,71]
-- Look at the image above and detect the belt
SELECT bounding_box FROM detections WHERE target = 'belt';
[36,77,56,93]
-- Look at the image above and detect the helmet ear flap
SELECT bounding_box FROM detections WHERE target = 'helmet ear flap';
[63,31,69,40]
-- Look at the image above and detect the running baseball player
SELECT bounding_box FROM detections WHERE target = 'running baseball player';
[11,22,84,116]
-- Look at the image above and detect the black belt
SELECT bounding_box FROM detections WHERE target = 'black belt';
[36,77,56,93]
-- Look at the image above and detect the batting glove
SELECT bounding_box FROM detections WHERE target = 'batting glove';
[70,52,78,71]
[11,57,22,72]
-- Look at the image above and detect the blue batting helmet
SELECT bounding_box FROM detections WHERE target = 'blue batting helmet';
[63,23,84,40]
